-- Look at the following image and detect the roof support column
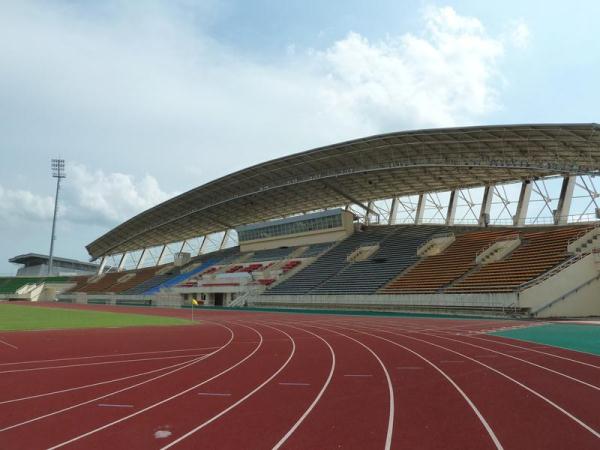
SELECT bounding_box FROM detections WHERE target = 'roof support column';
[415,194,426,225]
[97,256,107,275]
[554,176,576,225]
[388,197,399,225]
[219,230,231,250]
[178,240,187,255]
[197,236,207,256]
[156,245,167,266]
[117,253,127,272]
[136,248,147,269]
[513,180,532,227]
[479,185,493,226]
[446,190,458,226]
[366,201,374,225]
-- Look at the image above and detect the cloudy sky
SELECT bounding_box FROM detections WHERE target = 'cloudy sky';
[1,0,599,274]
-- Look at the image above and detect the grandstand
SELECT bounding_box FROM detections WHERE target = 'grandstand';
[4,124,600,318]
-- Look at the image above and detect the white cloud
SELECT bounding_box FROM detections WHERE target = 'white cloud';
[63,163,177,225]
[0,163,175,228]
[0,186,54,222]
[506,19,531,49]
[315,6,504,128]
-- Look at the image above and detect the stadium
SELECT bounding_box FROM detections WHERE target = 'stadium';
[2,123,600,449]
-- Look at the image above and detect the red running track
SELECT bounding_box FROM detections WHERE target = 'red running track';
[0,304,599,449]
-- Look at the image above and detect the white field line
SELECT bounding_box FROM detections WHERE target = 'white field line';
[465,335,600,369]
[0,339,18,350]
[368,323,600,389]
[0,346,223,367]
[160,323,296,449]
[415,332,600,392]
[303,323,395,450]
[262,320,336,450]
[97,404,134,409]
[368,326,600,439]
[47,323,264,449]
[0,353,208,375]
[0,355,206,405]
[326,323,503,450]
[0,324,235,433]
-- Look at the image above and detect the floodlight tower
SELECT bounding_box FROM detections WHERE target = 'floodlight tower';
[48,159,66,275]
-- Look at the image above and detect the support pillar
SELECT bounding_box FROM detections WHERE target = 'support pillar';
[389,197,399,225]
[446,190,458,225]
[219,230,230,250]
[197,236,207,256]
[513,180,532,226]
[117,253,127,272]
[479,185,493,226]
[415,194,426,225]
[554,176,576,225]
[156,245,167,266]
[97,256,107,275]
[136,248,147,269]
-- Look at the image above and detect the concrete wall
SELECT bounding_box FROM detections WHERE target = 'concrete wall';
[519,253,600,318]
[254,292,517,311]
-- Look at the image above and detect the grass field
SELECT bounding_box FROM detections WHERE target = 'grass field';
[0,304,193,331]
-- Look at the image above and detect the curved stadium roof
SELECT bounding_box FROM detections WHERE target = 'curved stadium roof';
[87,123,600,259]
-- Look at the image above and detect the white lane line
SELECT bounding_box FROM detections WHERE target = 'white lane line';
[160,323,296,450]
[306,324,395,450]
[97,403,134,408]
[0,324,236,434]
[0,346,222,367]
[373,327,600,440]
[469,335,600,369]
[278,382,310,386]
[0,356,206,405]
[415,332,600,392]
[47,323,262,449]
[331,324,503,450]
[269,321,336,450]
[0,339,18,350]
[344,374,372,377]
[0,353,207,374]
[197,392,232,396]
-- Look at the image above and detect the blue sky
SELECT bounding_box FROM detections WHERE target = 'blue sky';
[0,0,599,274]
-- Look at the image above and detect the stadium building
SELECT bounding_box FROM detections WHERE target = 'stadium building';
[4,124,600,317]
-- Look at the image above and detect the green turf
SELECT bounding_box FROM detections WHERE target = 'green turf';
[0,304,192,331]
[491,323,600,356]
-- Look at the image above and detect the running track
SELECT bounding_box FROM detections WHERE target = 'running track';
[0,304,599,449]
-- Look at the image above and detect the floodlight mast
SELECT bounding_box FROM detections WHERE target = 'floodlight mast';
[48,159,66,275]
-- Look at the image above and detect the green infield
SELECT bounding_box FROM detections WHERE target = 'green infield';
[491,323,600,356]
[0,304,193,331]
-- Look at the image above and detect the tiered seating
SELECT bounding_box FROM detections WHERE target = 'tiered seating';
[381,230,514,294]
[0,276,70,294]
[246,247,294,262]
[226,265,243,273]
[76,272,123,293]
[301,242,333,258]
[267,226,413,295]
[312,225,445,294]
[237,263,263,273]
[446,226,589,293]
[281,260,301,272]
[109,267,162,293]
